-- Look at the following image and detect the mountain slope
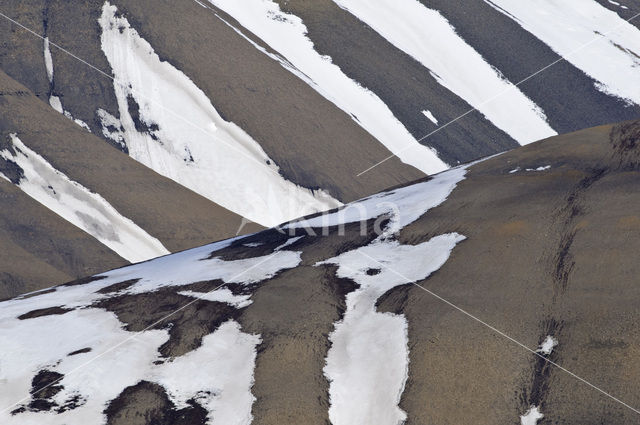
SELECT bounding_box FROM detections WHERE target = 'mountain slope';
[2,0,640,226]
[1,121,640,424]
[0,69,262,298]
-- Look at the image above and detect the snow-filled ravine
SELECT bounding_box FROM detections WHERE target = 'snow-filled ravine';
[98,1,341,227]
[0,240,302,424]
[332,0,557,145]
[0,134,169,262]
[207,0,448,175]
[486,0,640,106]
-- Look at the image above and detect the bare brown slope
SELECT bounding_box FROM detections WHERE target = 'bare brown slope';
[0,179,125,300]
[0,0,424,203]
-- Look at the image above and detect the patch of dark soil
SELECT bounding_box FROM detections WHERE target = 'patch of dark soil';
[11,369,65,414]
[0,157,24,184]
[61,275,107,287]
[96,278,141,294]
[376,284,411,315]
[126,95,160,140]
[93,289,240,358]
[104,380,207,425]
[214,228,290,261]
[17,287,56,300]
[552,231,576,293]
[610,119,640,169]
[18,306,72,320]
[68,347,92,356]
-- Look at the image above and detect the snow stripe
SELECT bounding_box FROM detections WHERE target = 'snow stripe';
[98,2,341,227]
[319,234,465,425]
[207,0,448,174]
[332,0,557,145]
[485,0,640,105]
[0,134,170,263]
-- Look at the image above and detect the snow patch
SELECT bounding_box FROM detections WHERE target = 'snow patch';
[0,134,169,262]
[0,308,259,425]
[333,0,557,145]
[486,0,640,105]
[521,405,544,425]
[422,109,439,125]
[537,335,558,355]
[208,0,448,174]
[98,1,340,227]
[319,234,465,425]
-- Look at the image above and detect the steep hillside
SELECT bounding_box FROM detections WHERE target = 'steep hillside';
[1,121,640,424]
[0,69,262,298]
[2,0,640,227]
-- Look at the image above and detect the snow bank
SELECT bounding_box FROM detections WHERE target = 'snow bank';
[0,308,258,425]
[0,134,169,262]
[319,234,465,425]
[208,0,447,174]
[286,161,471,237]
[98,2,340,227]
[333,0,557,145]
[0,235,298,424]
[486,0,640,105]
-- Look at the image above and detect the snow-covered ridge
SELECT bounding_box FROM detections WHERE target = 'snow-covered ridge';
[0,240,302,424]
[207,0,448,175]
[0,134,169,263]
[486,0,640,105]
[98,1,341,227]
[332,0,557,145]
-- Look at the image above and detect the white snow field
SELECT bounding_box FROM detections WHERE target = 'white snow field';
[98,1,341,227]
[0,240,301,424]
[333,0,557,145]
[537,335,558,355]
[207,0,448,174]
[486,0,640,105]
[0,134,169,262]
[319,234,465,425]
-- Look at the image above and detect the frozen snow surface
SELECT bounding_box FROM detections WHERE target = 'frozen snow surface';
[98,1,341,227]
[333,0,557,145]
[0,237,301,424]
[521,405,544,425]
[207,0,448,175]
[486,0,640,105]
[319,234,465,425]
[0,134,169,262]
